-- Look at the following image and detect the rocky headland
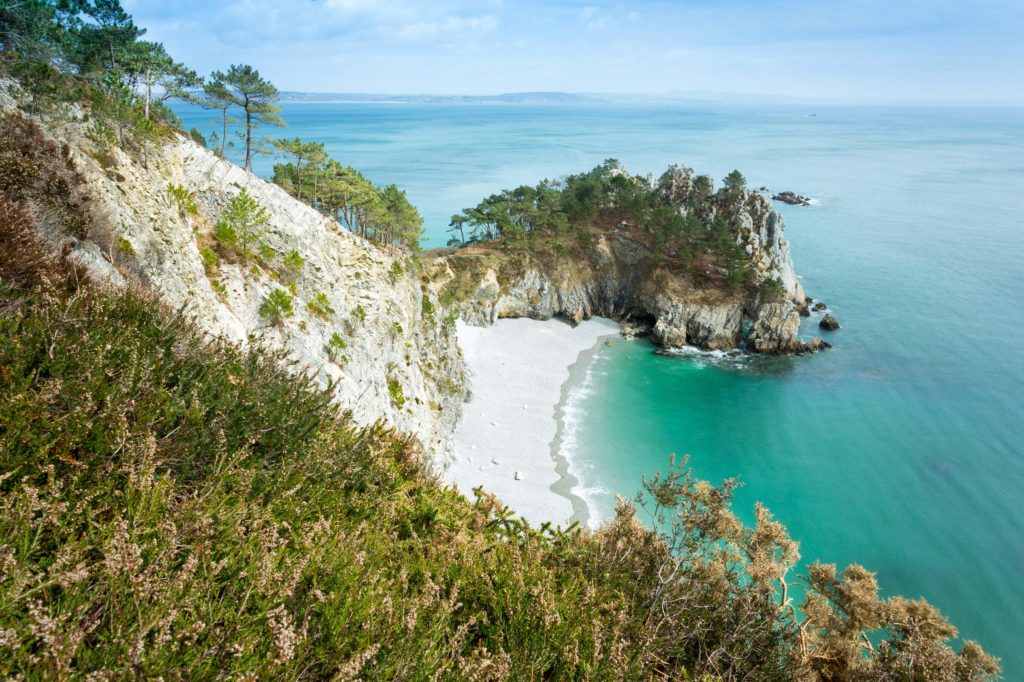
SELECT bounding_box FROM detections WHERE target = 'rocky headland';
[426,169,829,355]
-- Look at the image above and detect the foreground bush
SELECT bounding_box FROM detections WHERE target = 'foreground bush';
[0,249,999,680]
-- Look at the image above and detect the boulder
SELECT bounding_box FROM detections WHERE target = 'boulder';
[813,302,827,312]
[819,314,840,331]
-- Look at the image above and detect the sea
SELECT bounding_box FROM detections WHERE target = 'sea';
[172,99,1024,675]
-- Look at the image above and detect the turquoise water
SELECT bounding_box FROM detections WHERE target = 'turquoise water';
[173,101,1024,674]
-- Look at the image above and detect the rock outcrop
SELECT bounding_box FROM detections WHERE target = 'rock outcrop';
[819,314,840,331]
[427,192,825,354]
[3,91,467,464]
[772,191,812,206]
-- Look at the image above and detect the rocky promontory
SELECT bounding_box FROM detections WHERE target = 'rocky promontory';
[426,167,828,355]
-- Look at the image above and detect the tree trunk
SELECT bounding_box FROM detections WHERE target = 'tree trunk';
[220,107,228,156]
[244,109,252,172]
[220,109,228,157]
[295,155,303,201]
[144,67,151,120]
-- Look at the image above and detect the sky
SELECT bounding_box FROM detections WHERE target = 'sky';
[123,0,1024,103]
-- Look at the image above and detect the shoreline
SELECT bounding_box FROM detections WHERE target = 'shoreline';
[549,332,612,529]
[446,317,619,527]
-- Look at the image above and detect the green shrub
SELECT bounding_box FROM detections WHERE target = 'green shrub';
[387,375,406,409]
[200,246,218,274]
[189,127,207,147]
[167,183,198,218]
[116,237,135,256]
[307,292,335,319]
[352,303,366,323]
[325,332,348,364]
[214,188,269,264]
[210,278,228,298]
[421,295,435,320]
[758,276,786,302]
[283,249,305,275]
[259,288,294,326]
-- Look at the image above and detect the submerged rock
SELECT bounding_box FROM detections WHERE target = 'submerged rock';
[819,314,840,331]
[813,302,827,312]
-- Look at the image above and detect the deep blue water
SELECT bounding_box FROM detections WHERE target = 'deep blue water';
[174,100,1024,675]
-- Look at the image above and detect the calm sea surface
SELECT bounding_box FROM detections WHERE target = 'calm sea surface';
[175,100,1024,674]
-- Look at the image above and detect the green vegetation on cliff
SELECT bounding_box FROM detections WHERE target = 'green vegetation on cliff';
[447,160,767,293]
[0,210,999,679]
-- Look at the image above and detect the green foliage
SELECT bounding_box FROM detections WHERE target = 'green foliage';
[270,137,325,201]
[759,276,786,302]
[167,183,198,218]
[272,156,424,251]
[723,169,747,192]
[443,309,459,330]
[212,64,285,171]
[451,160,768,293]
[389,259,404,283]
[189,127,206,147]
[325,332,348,364]
[282,248,305,275]
[1,1,197,154]
[351,303,366,323]
[214,188,269,264]
[210,278,227,298]
[387,375,406,409]
[200,246,218,274]
[259,288,294,326]
[307,292,335,320]
[115,236,135,256]
[0,284,1000,680]
[421,295,435,320]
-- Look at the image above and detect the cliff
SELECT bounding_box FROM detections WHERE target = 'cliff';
[0,87,466,463]
[427,184,827,354]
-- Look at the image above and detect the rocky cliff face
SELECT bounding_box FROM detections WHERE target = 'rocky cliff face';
[428,192,825,354]
[3,92,467,464]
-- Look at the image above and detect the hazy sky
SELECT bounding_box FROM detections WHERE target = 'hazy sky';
[124,0,1024,102]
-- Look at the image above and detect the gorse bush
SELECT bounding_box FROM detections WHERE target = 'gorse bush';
[0,276,1000,680]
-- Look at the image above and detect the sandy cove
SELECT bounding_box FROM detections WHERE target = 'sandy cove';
[445,317,620,528]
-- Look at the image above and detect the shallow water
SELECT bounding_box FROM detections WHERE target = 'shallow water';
[175,100,1024,674]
